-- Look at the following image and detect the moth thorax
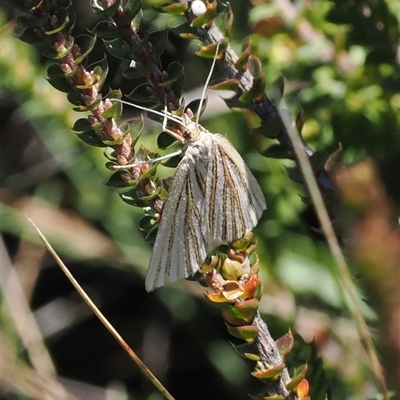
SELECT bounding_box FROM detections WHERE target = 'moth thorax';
[185,122,205,141]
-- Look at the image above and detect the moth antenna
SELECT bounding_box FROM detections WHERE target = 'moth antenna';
[195,41,221,126]
[116,99,186,128]
[113,98,186,170]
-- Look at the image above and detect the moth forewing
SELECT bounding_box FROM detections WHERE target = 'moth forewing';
[145,130,212,291]
[203,133,266,243]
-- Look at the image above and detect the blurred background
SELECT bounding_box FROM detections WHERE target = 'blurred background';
[1,0,399,399]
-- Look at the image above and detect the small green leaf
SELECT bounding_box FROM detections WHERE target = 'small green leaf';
[225,323,259,340]
[104,147,117,162]
[67,92,86,106]
[47,63,66,79]
[105,170,136,188]
[118,0,143,26]
[139,215,159,232]
[244,353,261,361]
[156,62,183,89]
[147,30,168,60]
[195,38,228,58]
[126,83,158,103]
[157,3,188,15]
[102,136,126,146]
[72,118,92,132]
[103,37,133,60]
[231,233,256,251]
[16,27,42,45]
[76,130,107,147]
[131,8,144,30]
[90,0,121,16]
[239,76,265,103]
[171,70,185,99]
[74,34,97,64]
[235,37,252,71]
[169,20,198,38]
[252,363,286,380]
[123,63,153,79]
[102,100,122,120]
[46,74,73,93]
[34,41,59,59]
[247,55,263,79]
[223,94,252,111]
[275,330,294,358]
[44,7,70,35]
[285,364,308,391]
[120,116,144,144]
[229,299,260,320]
[46,64,65,80]
[162,154,182,168]
[208,79,240,91]
[120,189,146,207]
[214,2,233,37]
[230,341,259,359]
[90,20,122,39]
[75,93,103,111]
[157,131,180,150]
[85,55,109,91]
[140,185,163,201]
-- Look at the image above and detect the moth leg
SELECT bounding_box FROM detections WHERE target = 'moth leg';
[111,149,183,169]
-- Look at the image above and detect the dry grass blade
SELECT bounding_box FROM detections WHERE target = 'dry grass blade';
[279,113,389,398]
[26,215,176,400]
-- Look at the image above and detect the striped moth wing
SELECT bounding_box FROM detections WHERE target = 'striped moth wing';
[145,128,266,291]
[203,133,266,245]
[145,130,213,291]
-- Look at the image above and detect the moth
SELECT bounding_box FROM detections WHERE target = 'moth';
[144,115,266,291]
[115,42,266,291]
